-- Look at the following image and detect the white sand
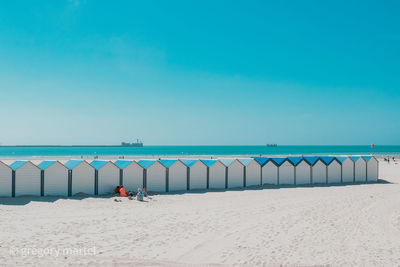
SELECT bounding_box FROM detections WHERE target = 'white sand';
[1,159,400,266]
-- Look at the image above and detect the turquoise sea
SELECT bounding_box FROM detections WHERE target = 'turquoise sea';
[0,145,399,158]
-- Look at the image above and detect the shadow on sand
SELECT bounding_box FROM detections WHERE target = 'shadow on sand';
[168,178,393,195]
[0,179,392,206]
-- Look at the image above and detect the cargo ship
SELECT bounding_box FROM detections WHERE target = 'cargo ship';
[121,139,144,147]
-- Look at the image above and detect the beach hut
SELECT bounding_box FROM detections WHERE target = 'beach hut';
[304,157,325,184]
[228,159,245,188]
[0,161,12,197]
[269,158,286,184]
[312,158,327,184]
[279,158,295,185]
[321,157,341,184]
[158,159,176,192]
[242,158,261,187]
[137,160,155,190]
[167,159,187,192]
[337,157,354,183]
[253,157,269,185]
[365,156,378,182]
[218,159,234,188]
[10,161,41,197]
[182,159,207,190]
[200,159,215,189]
[160,159,187,192]
[65,160,95,196]
[138,160,166,193]
[38,161,68,196]
[353,156,367,182]
[292,158,311,185]
[238,158,255,187]
[114,160,143,191]
[90,160,120,195]
[220,159,244,189]
[262,158,279,185]
[205,159,225,189]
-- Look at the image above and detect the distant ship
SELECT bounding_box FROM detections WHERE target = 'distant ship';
[121,139,144,147]
[266,144,278,147]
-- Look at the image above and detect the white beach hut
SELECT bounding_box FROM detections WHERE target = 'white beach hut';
[228,159,245,188]
[10,161,41,197]
[337,157,354,183]
[0,161,12,197]
[279,158,295,185]
[304,157,325,184]
[321,157,341,184]
[365,156,378,182]
[204,160,225,189]
[114,160,144,191]
[138,160,166,193]
[181,159,207,190]
[238,158,256,187]
[254,157,270,185]
[291,157,311,185]
[160,159,187,192]
[65,160,95,196]
[320,156,342,184]
[312,158,327,184]
[38,161,68,196]
[243,158,261,187]
[353,156,367,182]
[269,158,286,185]
[90,160,120,195]
[168,160,187,192]
[261,158,279,185]
[198,159,218,189]
[220,159,244,189]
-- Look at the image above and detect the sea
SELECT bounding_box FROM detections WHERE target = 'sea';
[0,145,399,159]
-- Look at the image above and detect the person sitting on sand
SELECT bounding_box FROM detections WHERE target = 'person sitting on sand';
[143,187,148,197]
[137,188,144,201]
[114,185,121,194]
[119,186,127,197]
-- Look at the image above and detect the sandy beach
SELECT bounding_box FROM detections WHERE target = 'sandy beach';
[0,159,399,266]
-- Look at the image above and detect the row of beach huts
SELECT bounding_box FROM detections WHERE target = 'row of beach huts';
[0,156,378,197]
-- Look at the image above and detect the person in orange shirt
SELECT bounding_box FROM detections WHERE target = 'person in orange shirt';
[119,186,127,197]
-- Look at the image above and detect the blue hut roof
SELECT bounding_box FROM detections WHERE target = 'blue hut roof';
[159,159,177,168]
[335,157,348,163]
[200,159,217,167]
[9,160,28,171]
[37,161,57,170]
[114,160,133,170]
[349,156,361,162]
[180,159,198,167]
[64,160,84,170]
[219,158,235,167]
[320,156,335,165]
[304,156,319,165]
[362,156,372,162]
[238,158,253,166]
[137,160,156,169]
[270,158,286,166]
[138,159,156,169]
[287,157,303,165]
[90,160,110,170]
[252,157,269,166]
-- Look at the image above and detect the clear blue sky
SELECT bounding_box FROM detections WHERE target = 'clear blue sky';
[0,0,399,145]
